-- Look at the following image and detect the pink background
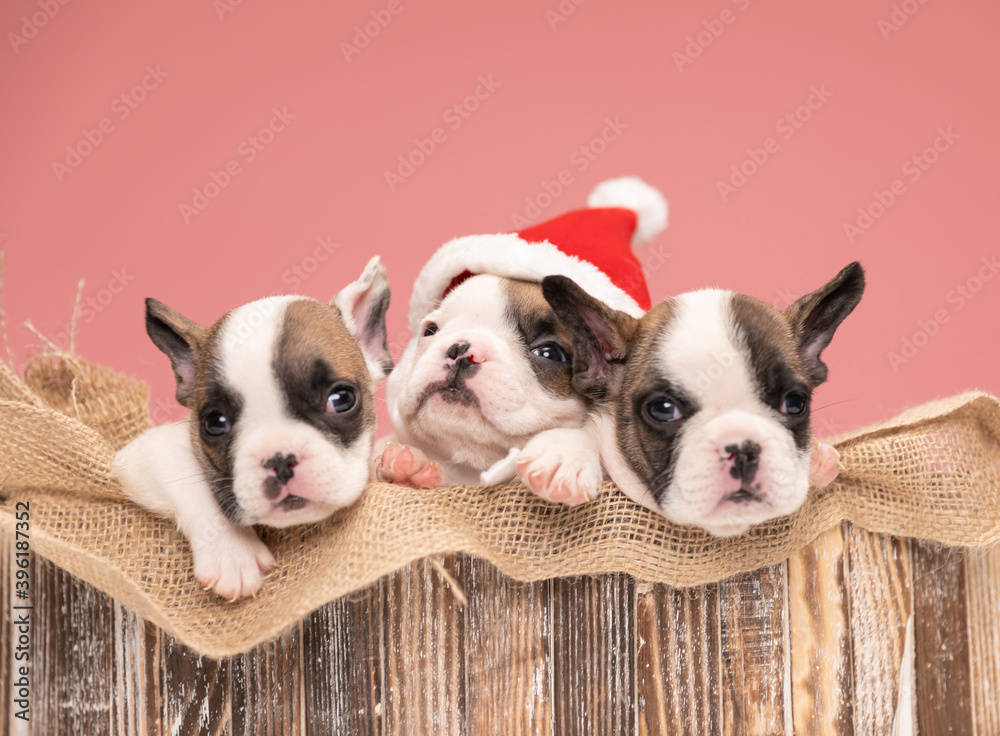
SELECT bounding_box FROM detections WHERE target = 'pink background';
[1,0,997,434]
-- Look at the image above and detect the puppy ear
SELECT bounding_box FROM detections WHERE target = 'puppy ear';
[145,298,207,407]
[783,261,865,386]
[334,256,393,381]
[542,275,639,401]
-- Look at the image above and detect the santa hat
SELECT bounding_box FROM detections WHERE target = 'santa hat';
[407,176,668,334]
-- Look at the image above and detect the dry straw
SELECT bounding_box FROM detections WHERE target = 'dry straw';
[1,342,998,656]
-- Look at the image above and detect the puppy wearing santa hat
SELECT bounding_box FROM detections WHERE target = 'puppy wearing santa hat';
[377,177,667,505]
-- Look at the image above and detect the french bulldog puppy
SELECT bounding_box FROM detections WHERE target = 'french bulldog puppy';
[381,271,606,502]
[541,262,863,536]
[375,177,667,503]
[113,258,392,599]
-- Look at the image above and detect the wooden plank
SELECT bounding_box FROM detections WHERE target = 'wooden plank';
[843,525,913,735]
[301,582,384,736]
[231,627,303,736]
[30,560,115,736]
[110,604,161,736]
[463,560,553,735]
[382,557,466,736]
[787,525,853,736]
[551,573,636,735]
[718,564,790,736]
[160,634,233,736]
[635,581,721,736]
[965,545,1000,736]
[910,542,973,736]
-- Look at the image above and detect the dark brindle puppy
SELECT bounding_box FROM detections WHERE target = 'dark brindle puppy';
[541,262,863,536]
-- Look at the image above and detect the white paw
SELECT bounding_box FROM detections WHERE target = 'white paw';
[809,439,841,489]
[190,526,275,601]
[516,430,603,506]
[375,442,445,488]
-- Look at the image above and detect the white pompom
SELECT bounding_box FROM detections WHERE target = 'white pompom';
[588,176,668,243]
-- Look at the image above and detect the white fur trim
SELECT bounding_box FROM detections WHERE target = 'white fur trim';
[408,233,644,333]
[588,176,668,244]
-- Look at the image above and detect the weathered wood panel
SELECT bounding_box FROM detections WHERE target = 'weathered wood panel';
[2,533,997,735]
[382,557,466,736]
[231,627,302,736]
[301,583,384,736]
[787,525,853,736]
[844,526,913,736]
[635,581,721,736]
[31,560,115,736]
[160,632,233,736]
[551,574,636,735]
[965,546,1000,736]
[463,560,553,736]
[718,564,790,736]
[110,605,160,736]
[911,542,973,736]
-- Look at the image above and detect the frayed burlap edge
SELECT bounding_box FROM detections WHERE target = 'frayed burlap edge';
[1,354,998,658]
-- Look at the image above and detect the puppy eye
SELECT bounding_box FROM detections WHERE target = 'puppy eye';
[780,392,808,416]
[202,411,230,437]
[422,322,438,337]
[326,386,358,414]
[531,342,569,362]
[646,399,683,423]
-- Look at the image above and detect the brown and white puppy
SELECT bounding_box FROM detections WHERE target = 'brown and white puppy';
[377,177,666,500]
[380,272,604,502]
[112,258,392,599]
[542,262,864,536]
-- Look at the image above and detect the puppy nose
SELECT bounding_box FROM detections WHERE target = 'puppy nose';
[447,342,471,360]
[724,440,761,484]
[263,452,298,485]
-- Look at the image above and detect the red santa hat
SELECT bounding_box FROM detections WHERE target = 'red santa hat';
[407,176,668,334]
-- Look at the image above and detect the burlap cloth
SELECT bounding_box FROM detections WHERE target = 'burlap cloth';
[1,353,998,658]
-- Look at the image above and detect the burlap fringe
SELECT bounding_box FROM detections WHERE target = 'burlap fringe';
[0,352,998,657]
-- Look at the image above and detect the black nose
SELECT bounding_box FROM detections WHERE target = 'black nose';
[263,453,298,485]
[725,440,761,484]
[447,342,470,360]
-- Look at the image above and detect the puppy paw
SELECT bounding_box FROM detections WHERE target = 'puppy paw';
[517,430,603,506]
[191,526,275,601]
[809,439,841,489]
[375,442,444,488]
